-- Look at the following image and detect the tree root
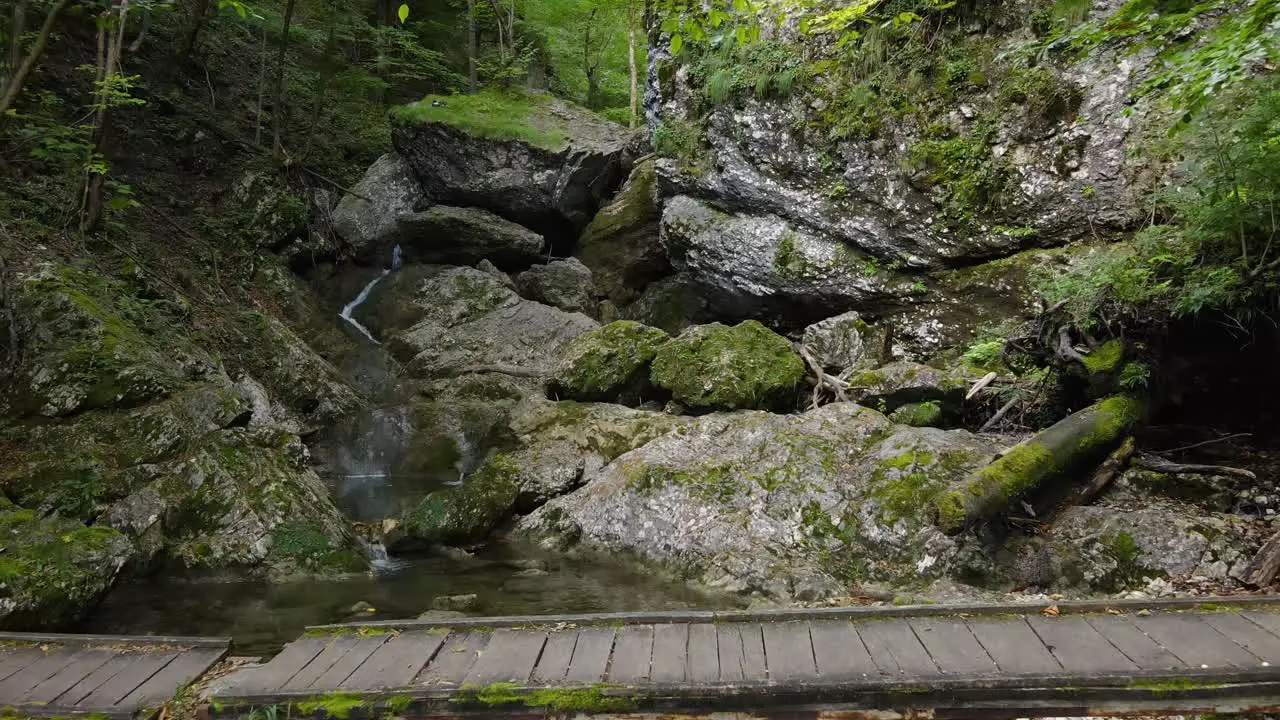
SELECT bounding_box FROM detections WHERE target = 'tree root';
[1133,452,1257,480]
[797,344,849,410]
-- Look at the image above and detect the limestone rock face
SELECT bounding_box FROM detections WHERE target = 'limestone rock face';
[802,311,869,372]
[394,206,546,270]
[576,159,668,304]
[387,266,598,380]
[851,361,969,414]
[391,95,634,242]
[515,258,595,313]
[331,153,422,257]
[519,403,1000,600]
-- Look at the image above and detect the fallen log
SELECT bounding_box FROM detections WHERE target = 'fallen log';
[1243,530,1280,588]
[1067,435,1136,508]
[935,395,1143,533]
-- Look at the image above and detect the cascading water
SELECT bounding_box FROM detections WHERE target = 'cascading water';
[338,244,401,344]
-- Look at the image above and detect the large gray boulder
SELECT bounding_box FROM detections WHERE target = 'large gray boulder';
[391,95,634,242]
[331,153,422,257]
[519,403,1000,600]
[576,158,668,303]
[386,266,598,379]
[394,206,545,270]
[802,311,869,372]
[660,195,919,320]
[515,258,595,314]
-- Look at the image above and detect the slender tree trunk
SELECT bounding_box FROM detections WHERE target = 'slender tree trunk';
[272,0,298,159]
[487,0,505,67]
[466,0,477,91]
[0,0,70,117]
[5,0,26,85]
[82,1,131,234]
[627,0,637,128]
[255,20,267,145]
[180,0,212,58]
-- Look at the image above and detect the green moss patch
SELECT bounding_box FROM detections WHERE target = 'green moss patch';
[650,321,804,411]
[391,90,568,149]
[890,401,944,427]
[551,321,671,404]
[403,454,521,545]
[1081,338,1124,375]
[453,682,636,713]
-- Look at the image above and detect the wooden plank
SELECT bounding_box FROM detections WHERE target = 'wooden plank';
[0,649,46,683]
[21,649,116,704]
[417,632,489,688]
[533,631,578,684]
[809,620,877,681]
[463,629,547,685]
[0,647,81,700]
[341,631,446,690]
[1243,610,1280,639]
[607,625,652,684]
[761,621,817,684]
[565,627,615,683]
[909,618,998,675]
[740,624,768,683]
[716,624,746,684]
[0,632,227,648]
[116,648,227,709]
[966,618,1061,675]
[280,636,364,691]
[649,623,689,685]
[57,653,139,706]
[856,620,939,677]
[1202,612,1280,663]
[78,651,179,710]
[307,635,391,689]
[1026,616,1136,673]
[1130,613,1263,668]
[1084,615,1187,671]
[687,624,719,685]
[226,637,328,695]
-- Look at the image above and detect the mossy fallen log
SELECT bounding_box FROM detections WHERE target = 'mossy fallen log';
[935,395,1144,532]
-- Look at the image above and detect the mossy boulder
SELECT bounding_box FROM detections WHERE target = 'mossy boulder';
[236,312,365,427]
[936,395,1144,532]
[576,159,668,304]
[650,321,804,411]
[618,275,713,335]
[550,321,670,404]
[0,498,132,629]
[401,454,522,546]
[850,361,968,414]
[889,401,944,427]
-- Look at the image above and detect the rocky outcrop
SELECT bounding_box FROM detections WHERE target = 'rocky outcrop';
[650,321,803,411]
[331,153,421,257]
[394,206,546,270]
[515,258,595,314]
[387,266,598,379]
[660,195,919,321]
[618,275,713,334]
[850,361,969,414]
[802,311,870,372]
[401,453,522,547]
[391,94,634,244]
[576,159,668,303]
[550,321,670,404]
[519,403,1000,599]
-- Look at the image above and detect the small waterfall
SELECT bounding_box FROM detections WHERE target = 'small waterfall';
[339,269,390,344]
[358,536,409,573]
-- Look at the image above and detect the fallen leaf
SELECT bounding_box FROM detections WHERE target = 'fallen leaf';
[1042,605,1060,617]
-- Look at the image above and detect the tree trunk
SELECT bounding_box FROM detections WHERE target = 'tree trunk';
[82,1,131,234]
[0,0,70,117]
[180,0,212,58]
[627,0,638,128]
[466,0,477,91]
[5,0,26,87]
[272,0,298,159]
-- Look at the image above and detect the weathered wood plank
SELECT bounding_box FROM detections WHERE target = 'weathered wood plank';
[116,647,227,709]
[716,624,746,684]
[966,618,1062,675]
[607,625,653,684]
[740,624,768,683]
[1027,616,1137,673]
[78,651,179,710]
[531,631,577,685]
[1202,612,1280,663]
[463,629,547,686]
[1242,610,1280,639]
[228,637,328,694]
[909,618,998,675]
[809,620,877,681]
[761,621,817,684]
[0,649,47,683]
[565,627,615,683]
[418,632,489,688]
[687,624,719,685]
[0,648,81,700]
[1130,613,1263,668]
[22,649,116,704]
[1084,615,1187,671]
[281,636,364,691]
[856,620,939,677]
[57,653,138,706]
[342,631,446,690]
[649,623,689,685]
[307,635,391,689]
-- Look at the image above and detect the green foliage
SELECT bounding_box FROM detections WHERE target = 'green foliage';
[652,119,709,174]
[962,338,1006,371]
[1119,361,1151,390]
[908,120,1015,228]
[692,41,806,105]
[391,90,567,148]
[522,0,642,112]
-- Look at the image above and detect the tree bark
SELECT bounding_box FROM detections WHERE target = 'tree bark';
[82,0,131,234]
[466,0,477,91]
[180,0,212,58]
[627,0,638,127]
[271,0,297,159]
[1243,530,1280,588]
[6,0,26,86]
[0,0,70,117]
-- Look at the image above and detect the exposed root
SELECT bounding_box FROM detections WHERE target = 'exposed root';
[797,344,849,410]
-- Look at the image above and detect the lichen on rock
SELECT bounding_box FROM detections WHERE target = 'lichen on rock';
[649,320,804,411]
[550,321,670,405]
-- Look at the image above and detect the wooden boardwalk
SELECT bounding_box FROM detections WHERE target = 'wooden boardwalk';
[210,596,1280,718]
[0,631,228,719]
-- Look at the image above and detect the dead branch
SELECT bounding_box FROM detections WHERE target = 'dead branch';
[1056,325,1085,362]
[1243,529,1280,588]
[797,344,849,409]
[1133,452,1256,480]
[295,166,375,204]
[979,395,1019,433]
[967,371,997,400]
[1154,432,1252,455]
[1068,436,1135,508]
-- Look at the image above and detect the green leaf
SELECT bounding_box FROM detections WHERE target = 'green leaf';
[669,33,684,53]
[397,3,409,23]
